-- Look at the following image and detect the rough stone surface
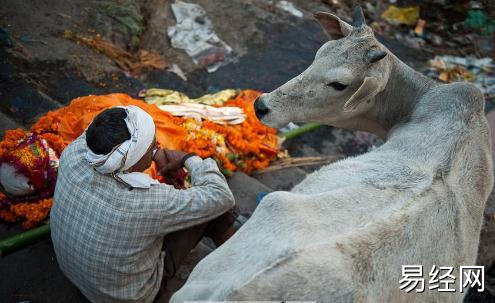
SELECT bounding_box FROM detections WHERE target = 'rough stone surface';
[0,237,88,302]
[227,172,272,215]
[0,111,24,139]
[253,167,307,191]
[157,240,213,303]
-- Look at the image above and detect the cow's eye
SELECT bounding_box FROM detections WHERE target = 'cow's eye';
[327,82,347,91]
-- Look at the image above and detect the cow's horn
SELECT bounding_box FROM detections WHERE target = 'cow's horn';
[368,49,387,63]
[352,5,365,28]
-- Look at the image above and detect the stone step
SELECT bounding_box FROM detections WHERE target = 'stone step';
[227,172,272,215]
[0,111,25,139]
[0,79,61,126]
[253,167,307,192]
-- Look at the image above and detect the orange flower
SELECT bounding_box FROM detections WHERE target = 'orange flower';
[39,133,69,155]
[10,199,53,229]
[0,129,28,158]
[0,209,16,223]
[0,130,63,228]
[31,112,60,134]
[171,90,279,173]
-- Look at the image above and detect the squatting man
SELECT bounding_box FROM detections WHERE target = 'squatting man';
[50,106,243,302]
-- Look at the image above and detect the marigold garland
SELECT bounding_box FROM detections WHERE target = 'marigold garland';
[0,130,62,229]
[38,133,69,156]
[174,90,279,173]
[10,198,53,229]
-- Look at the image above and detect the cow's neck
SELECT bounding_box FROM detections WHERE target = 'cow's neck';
[331,55,437,141]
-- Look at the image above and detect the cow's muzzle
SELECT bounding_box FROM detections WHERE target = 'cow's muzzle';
[254,96,270,120]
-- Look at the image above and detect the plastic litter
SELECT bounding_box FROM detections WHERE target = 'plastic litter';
[381,5,420,26]
[395,32,425,49]
[414,19,426,36]
[168,0,232,73]
[464,8,495,35]
[426,56,495,96]
[168,64,187,81]
[276,1,304,18]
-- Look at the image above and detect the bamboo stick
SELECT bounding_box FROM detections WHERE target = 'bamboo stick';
[0,223,50,257]
[279,123,322,139]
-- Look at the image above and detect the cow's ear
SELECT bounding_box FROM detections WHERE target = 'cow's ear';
[344,77,380,112]
[314,12,352,40]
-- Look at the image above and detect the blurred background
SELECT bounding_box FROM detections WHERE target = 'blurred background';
[0,0,494,302]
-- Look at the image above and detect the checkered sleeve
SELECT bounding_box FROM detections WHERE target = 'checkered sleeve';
[148,156,235,235]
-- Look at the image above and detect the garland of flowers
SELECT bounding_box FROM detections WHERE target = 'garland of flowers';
[175,90,280,173]
[0,129,67,228]
[10,198,53,229]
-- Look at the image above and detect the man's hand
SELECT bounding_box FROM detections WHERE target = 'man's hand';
[154,149,188,175]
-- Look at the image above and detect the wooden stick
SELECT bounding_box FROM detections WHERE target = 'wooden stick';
[254,155,344,174]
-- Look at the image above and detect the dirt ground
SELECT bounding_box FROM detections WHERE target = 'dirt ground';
[1,0,495,302]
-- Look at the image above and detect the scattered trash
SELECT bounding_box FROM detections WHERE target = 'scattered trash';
[276,1,304,18]
[96,0,144,50]
[168,64,188,81]
[439,66,475,83]
[464,8,495,35]
[433,56,495,70]
[414,19,426,36]
[139,88,237,106]
[63,31,168,75]
[395,32,425,49]
[278,122,299,133]
[381,5,420,26]
[168,0,232,73]
[426,56,495,96]
[425,33,443,46]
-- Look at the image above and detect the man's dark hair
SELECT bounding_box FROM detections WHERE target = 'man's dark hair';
[86,107,131,155]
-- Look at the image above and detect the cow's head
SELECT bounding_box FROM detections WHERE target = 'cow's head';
[254,5,391,128]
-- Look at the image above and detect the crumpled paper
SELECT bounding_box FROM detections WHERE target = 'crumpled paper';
[276,1,303,18]
[168,0,232,72]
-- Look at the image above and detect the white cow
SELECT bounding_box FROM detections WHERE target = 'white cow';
[171,6,493,302]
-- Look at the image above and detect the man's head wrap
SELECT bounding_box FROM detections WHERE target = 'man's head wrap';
[85,106,159,188]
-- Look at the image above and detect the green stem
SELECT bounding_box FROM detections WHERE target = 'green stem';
[280,123,322,139]
[0,223,51,257]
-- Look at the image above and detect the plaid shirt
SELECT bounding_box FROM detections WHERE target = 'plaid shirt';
[51,135,235,303]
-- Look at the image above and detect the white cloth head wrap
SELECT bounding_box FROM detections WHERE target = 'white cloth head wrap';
[85,105,159,188]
